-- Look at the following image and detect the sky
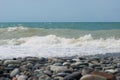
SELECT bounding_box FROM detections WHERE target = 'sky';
[0,0,120,22]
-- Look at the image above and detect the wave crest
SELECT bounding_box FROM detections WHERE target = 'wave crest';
[0,26,120,40]
[7,26,28,32]
[0,34,119,48]
[0,34,120,58]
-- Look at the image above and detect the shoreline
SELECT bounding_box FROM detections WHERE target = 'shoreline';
[0,52,120,80]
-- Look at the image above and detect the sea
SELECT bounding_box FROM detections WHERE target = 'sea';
[0,22,120,59]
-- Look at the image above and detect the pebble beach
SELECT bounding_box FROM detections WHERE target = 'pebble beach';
[0,53,120,80]
[0,0,120,79]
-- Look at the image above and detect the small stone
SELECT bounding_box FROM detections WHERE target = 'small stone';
[12,77,17,80]
[20,65,27,72]
[56,72,69,77]
[89,63,100,68]
[94,67,102,70]
[5,78,11,80]
[0,66,4,73]
[3,60,21,65]
[44,70,53,77]
[10,68,19,77]
[0,60,3,65]
[92,70,116,80]
[53,63,62,66]
[72,58,80,62]
[117,63,120,68]
[63,62,71,66]
[116,76,120,80]
[78,57,86,60]
[103,66,115,70]
[80,74,107,80]
[26,63,33,69]
[39,75,51,80]
[54,77,64,80]
[26,57,39,61]
[28,77,37,80]
[64,72,82,80]
[81,67,93,76]
[63,70,73,74]
[8,64,16,67]
[39,57,47,62]
[105,69,118,74]
[17,75,27,80]
[48,58,58,63]
[50,65,68,73]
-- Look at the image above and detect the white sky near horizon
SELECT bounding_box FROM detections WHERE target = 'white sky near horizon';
[0,0,120,22]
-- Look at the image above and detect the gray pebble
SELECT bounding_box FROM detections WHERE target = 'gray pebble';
[10,68,19,77]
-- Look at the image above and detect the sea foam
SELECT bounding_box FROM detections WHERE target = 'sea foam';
[7,26,28,32]
[0,34,120,59]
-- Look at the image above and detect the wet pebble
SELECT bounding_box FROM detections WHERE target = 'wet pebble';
[80,74,107,80]
[17,75,27,80]
[10,68,19,77]
[64,72,82,80]
[50,65,68,73]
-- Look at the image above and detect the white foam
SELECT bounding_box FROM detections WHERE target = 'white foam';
[0,34,120,59]
[7,26,28,32]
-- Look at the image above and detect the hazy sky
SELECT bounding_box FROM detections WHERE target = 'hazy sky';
[0,0,120,22]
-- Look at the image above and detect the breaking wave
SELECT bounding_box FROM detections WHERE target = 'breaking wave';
[0,26,120,39]
[0,34,120,59]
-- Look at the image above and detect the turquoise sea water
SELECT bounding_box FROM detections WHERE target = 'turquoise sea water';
[0,22,120,58]
[0,22,120,30]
